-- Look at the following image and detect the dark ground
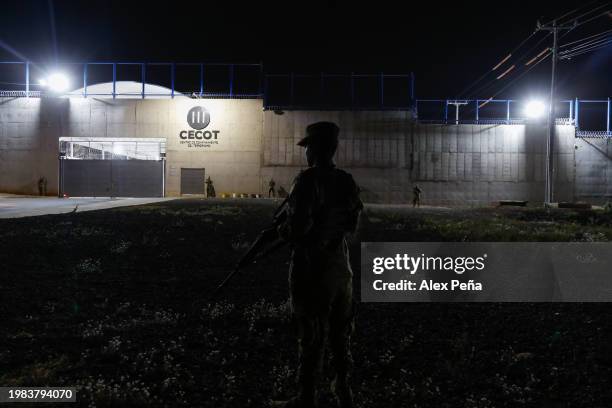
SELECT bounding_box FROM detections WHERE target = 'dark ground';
[2,199,612,407]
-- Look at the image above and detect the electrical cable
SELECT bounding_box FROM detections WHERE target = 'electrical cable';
[560,28,612,47]
[482,51,551,104]
[462,51,551,115]
[560,35,612,54]
[560,38,612,59]
[574,7,612,27]
[466,33,551,98]
[471,3,610,99]
[454,2,607,99]
[455,31,540,98]
[541,0,602,26]
[453,2,609,101]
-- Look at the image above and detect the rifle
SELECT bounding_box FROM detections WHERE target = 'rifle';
[213,197,290,296]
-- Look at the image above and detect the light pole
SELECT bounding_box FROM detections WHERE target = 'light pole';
[536,19,576,205]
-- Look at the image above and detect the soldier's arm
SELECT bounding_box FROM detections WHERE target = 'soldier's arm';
[277,172,316,243]
[346,174,363,234]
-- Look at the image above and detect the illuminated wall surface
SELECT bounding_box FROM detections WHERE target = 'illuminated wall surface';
[263,111,578,205]
[0,98,262,197]
[0,96,605,204]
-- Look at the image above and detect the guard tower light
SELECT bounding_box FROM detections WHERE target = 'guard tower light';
[39,72,70,93]
[524,99,546,119]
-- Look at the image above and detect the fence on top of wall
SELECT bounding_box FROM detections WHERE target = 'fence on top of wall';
[0,60,610,135]
[415,98,612,137]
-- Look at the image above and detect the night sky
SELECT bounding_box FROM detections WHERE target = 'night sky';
[0,0,610,100]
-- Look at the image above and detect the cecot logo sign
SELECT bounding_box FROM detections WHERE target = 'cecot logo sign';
[179,106,221,147]
[187,106,210,130]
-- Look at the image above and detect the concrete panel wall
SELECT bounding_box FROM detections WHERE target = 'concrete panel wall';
[260,110,413,198]
[0,97,599,205]
[0,98,63,195]
[408,124,575,205]
[575,137,612,203]
[261,109,576,205]
[0,97,263,196]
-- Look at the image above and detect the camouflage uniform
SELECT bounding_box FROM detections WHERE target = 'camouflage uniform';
[277,122,363,408]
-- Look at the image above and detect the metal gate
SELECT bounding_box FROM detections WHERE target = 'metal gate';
[180,168,205,195]
[59,137,166,197]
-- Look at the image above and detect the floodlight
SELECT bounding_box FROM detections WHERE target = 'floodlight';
[113,145,123,155]
[46,72,70,93]
[524,100,546,119]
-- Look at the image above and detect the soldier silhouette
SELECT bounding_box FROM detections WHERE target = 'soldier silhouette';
[269,178,277,198]
[37,176,48,196]
[273,121,363,408]
[37,177,45,196]
[412,184,422,208]
[205,176,216,198]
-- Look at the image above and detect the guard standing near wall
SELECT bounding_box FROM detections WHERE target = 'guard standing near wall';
[274,121,363,408]
[37,176,47,196]
[269,178,276,198]
[38,177,44,196]
[412,184,422,208]
[205,176,216,198]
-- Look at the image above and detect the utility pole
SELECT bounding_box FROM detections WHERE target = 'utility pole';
[536,19,575,205]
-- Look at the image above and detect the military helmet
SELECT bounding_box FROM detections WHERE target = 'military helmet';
[297,121,339,151]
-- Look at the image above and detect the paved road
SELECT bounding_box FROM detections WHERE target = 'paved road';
[0,196,173,218]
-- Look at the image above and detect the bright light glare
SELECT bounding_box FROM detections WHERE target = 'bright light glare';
[38,78,47,87]
[113,143,125,155]
[46,72,70,92]
[524,100,546,119]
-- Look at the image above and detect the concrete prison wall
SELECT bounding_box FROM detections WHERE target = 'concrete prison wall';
[0,97,263,196]
[575,137,612,204]
[0,98,61,195]
[1,96,607,205]
[261,110,576,205]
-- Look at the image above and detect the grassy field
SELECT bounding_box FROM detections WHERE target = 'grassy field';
[2,199,612,407]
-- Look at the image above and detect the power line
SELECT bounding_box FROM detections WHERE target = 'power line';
[568,1,612,22]
[560,28,612,47]
[556,4,611,45]
[473,2,608,101]
[560,38,612,59]
[466,2,612,101]
[461,51,551,117]
[466,33,551,98]
[457,2,609,99]
[560,35,612,55]
[564,41,612,58]
[483,52,552,103]
[455,31,540,98]
[541,0,603,25]
[455,1,609,104]
[574,7,612,27]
